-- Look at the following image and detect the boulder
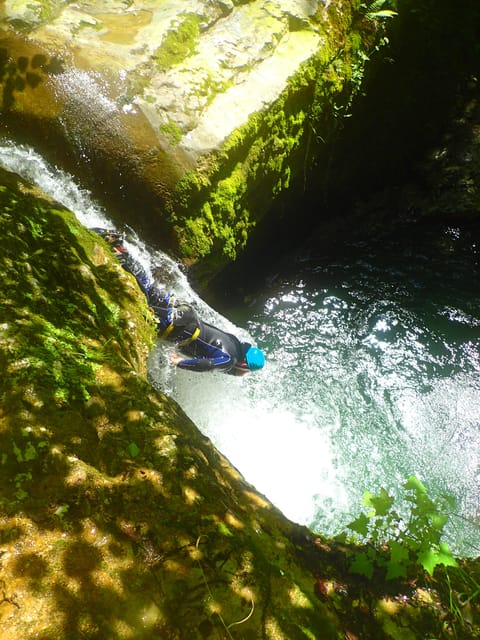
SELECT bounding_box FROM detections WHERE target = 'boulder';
[0,0,375,279]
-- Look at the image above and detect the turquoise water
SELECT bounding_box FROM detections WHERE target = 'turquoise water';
[1,142,479,556]
[156,223,480,556]
[245,228,480,547]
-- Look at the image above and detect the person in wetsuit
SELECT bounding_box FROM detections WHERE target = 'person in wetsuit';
[92,228,265,375]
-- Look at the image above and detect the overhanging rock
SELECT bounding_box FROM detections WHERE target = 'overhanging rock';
[0,0,376,277]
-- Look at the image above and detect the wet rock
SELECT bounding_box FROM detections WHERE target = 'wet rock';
[0,1,374,277]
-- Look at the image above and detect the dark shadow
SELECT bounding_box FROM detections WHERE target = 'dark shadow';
[0,47,64,112]
[12,553,49,593]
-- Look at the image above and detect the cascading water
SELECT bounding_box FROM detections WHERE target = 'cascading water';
[1,141,479,557]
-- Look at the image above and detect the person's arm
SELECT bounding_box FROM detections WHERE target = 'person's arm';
[173,340,233,372]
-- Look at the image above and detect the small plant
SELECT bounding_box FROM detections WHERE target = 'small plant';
[159,119,183,145]
[363,0,398,21]
[344,475,458,580]
[154,14,201,70]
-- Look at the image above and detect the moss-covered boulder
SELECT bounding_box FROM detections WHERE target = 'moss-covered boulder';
[0,0,380,280]
[0,165,342,638]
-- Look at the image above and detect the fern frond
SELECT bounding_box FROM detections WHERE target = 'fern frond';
[364,0,398,20]
[367,0,389,12]
[361,0,398,20]
[367,10,398,19]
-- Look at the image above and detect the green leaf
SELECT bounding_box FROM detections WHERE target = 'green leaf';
[367,488,394,516]
[417,545,457,576]
[438,554,458,569]
[438,543,458,569]
[364,0,386,10]
[430,513,448,530]
[347,513,370,537]
[417,548,438,576]
[404,475,427,495]
[127,442,140,458]
[367,9,398,18]
[217,522,233,537]
[389,540,410,564]
[350,552,374,579]
[386,559,408,580]
[385,541,409,580]
[362,490,376,511]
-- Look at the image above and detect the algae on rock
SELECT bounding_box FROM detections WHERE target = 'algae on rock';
[0,0,382,280]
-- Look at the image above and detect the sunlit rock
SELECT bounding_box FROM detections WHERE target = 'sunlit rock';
[0,0,377,277]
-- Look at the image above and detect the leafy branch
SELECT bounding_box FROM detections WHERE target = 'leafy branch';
[344,475,458,580]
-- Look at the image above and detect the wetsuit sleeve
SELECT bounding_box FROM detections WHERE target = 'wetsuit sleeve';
[176,339,233,372]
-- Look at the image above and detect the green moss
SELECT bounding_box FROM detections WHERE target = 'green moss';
[174,123,280,265]
[0,169,156,412]
[159,118,183,145]
[178,163,255,261]
[194,71,233,107]
[6,0,68,30]
[38,1,68,22]
[154,13,201,70]
[169,7,381,280]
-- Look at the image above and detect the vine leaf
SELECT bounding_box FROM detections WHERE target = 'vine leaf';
[404,475,427,495]
[386,541,409,579]
[345,476,459,582]
[347,513,370,537]
[350,551,374,579]
[417,544,458,576]
[363,488,394,516]
[430,513,448,530]
[438,543,458,569]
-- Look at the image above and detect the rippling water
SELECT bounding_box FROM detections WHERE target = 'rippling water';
[2,141,479,555]
[243,231,480,547]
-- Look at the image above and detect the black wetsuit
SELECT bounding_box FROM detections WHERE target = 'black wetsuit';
[154,298,247,373]
[92,228,246,373]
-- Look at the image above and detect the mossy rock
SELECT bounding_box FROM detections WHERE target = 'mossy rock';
[0,0,380,281]
[0,166,341,639]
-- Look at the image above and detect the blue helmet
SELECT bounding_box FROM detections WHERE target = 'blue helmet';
[244,345,265,371]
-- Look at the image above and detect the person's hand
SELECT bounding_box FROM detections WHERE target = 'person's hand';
[170,352,183,366]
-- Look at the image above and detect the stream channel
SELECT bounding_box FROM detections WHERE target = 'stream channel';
[1,140,479,557]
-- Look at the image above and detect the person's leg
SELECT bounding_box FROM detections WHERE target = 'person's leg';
[155,299,198,341]
[145,286,177,331]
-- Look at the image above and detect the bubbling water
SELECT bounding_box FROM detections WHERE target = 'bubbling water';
[241,237,480,553]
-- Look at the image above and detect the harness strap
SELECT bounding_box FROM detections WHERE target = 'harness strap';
[160,323,175,339]
[178,327,200,347]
